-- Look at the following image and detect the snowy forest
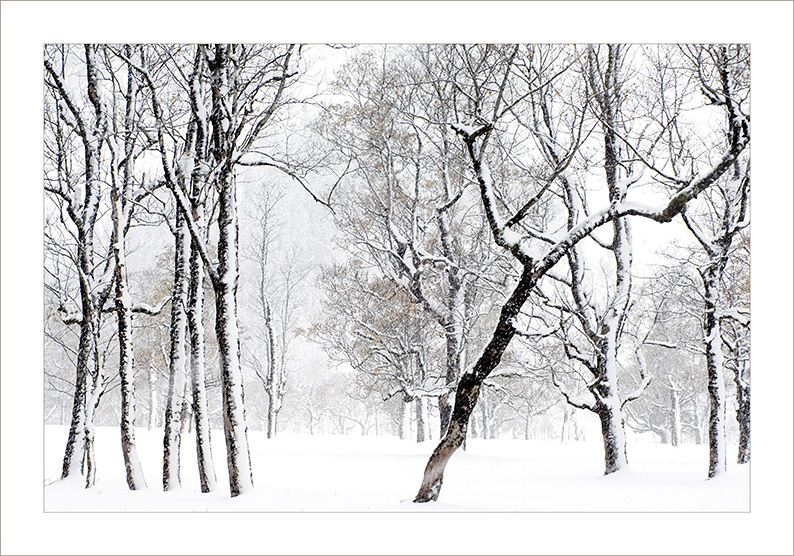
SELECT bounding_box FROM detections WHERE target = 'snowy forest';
[42,43,751,510]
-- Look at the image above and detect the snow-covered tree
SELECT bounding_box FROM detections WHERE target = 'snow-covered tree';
[314,46,501,437]
[413,43,749,502]
[241,181,309,439]
[129,43,305,496]
[666,45,750,478]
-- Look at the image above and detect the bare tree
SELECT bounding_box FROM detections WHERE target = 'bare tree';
[675,45,750,478]
[312,261,442,441]
[128,43,305,496]
[413,43,749,502]
[315,46,501,437]
[241,183,309,439]
[45,45,122,487]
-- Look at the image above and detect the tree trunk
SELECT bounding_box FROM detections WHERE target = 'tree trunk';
[692,397,705,445]
[414,266,533,502]
[187,219,217,493]
[438,319,461,437]
[264,300,278,439]
[214,167,254,496]
[425,397,433,441]
[595,399,629,474]
[400,398,411,440]
[415,398,426,443]
[703,269,727,479]
[148,364,158,431]
[109,43,147,491]
[111,179,146,490]
[82,368,103,488]
[56,46,103,483]
[670,389,681,447]
[732,332,750,464]
[735,369,750,464]
[525,402,532,441]
[561,405,571,444]
[61,316,93,481]
[163,210,190,491]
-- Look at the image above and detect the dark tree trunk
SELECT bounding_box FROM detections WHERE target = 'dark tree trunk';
[112,190,146,490]
[595,399,628,475]
[414,266,533,502]
[51,46,103,485]
[702,267,727,479]
[734,364,750,464]
[61,313,93,480]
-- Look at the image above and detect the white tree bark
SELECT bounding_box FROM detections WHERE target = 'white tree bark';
[163,211,190,491]
[188,205,217,492]
[46,46,105,486]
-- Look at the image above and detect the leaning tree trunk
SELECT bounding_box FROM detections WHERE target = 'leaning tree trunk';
[163,210,191,491]
[415,266,533,502]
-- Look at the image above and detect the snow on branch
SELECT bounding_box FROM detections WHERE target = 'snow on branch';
[510,318,557,340]
[131,297,170,316]
[717,307,750,327]
[236,158,333,212]
[454,122,537,266]
[623,344,653,410]
[643,340,678,349]
[57,306,82,326]
[100,296,169,316]
[551,372,595,412]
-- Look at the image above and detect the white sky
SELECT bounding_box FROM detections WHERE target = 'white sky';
[2,2,792,555]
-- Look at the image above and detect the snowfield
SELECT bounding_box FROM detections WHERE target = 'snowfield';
[45,425,748,512]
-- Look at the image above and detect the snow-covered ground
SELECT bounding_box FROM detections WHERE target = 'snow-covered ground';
[45,425,748,512]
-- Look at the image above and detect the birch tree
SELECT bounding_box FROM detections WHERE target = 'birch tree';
[45,44,118,487]
[45,44,165,488]
[105,44,150,489]
[723,231,750,463]
[129,43,304,496]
